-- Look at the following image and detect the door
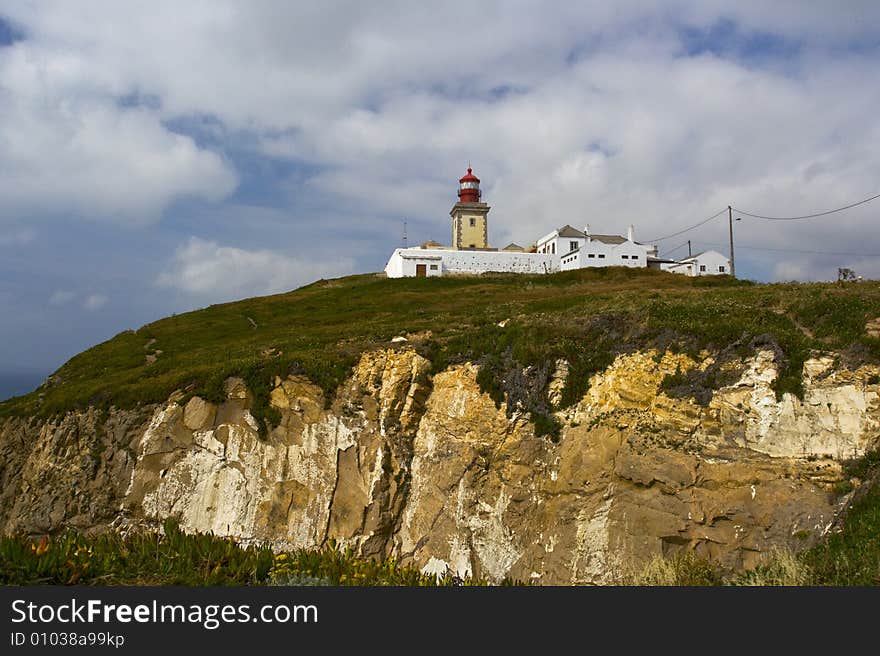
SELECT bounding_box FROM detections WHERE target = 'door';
[415,264,427,277]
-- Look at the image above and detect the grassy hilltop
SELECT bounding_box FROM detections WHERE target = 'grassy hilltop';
[3,267,880,428]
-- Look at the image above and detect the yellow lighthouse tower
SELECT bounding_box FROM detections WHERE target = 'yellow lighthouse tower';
[450,167,490,250]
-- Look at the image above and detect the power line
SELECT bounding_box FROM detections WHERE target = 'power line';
[646,208,728,242]
[661,240,690,258]
[733,191,880,221]
[694,241,880,258]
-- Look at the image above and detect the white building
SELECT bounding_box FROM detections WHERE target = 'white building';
[535,225,587,268]
[663,250,730,277]
[384,249,444,278]
[538,224,655,272]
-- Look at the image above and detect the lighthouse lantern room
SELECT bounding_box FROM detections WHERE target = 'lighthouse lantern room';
[458,167,481,202]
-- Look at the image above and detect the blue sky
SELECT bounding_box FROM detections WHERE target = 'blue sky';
[1,1,879,399]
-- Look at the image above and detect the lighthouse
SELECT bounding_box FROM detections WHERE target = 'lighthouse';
[450,166,490,250]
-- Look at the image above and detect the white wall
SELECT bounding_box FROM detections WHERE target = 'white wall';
[610,240,649,267]
[560,236,586,258]
[440,249,552,275]
[385,248,552,277]
[535,230,557,252]
[559,249,582,271]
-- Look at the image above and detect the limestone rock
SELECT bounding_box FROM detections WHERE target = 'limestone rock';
[183,397,216,431]
[224,377,250,401]
[0,407,152,535]
[710,351,880,458]
[547,359,570,407]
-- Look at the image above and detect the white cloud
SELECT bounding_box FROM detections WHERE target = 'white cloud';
[0,2,878,278]
[48,290,76,306]
[0,35,238,225]
[48,290,108,310]
[155,237,356,304]
[83,293,108,311]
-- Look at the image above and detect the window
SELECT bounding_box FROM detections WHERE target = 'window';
[621,255,629,259]
[700,265,706,272]
[598,254,605,259]
[570,241,578,252]
[719,265,725,272]
[631,255,638,260]
[552,243,556,254]
[430,264,438,270]
[469,218,476,227]
[588,253,595,258]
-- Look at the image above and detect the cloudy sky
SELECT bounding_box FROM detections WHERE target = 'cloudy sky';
[1,1,879,399]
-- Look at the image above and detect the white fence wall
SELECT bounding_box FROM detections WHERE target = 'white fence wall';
[440,250,552,275]
[385,248,552,277]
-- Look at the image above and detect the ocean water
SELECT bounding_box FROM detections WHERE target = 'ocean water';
[0,372,46,402]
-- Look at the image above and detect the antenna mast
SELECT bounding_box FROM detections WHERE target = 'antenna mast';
[402,220,407,248]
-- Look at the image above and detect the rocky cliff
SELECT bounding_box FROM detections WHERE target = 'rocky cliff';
[2,346,878,584]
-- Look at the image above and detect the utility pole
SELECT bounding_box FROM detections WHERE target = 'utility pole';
[687,240,692,257]
[402,220,407,248]
[728,206,736,278]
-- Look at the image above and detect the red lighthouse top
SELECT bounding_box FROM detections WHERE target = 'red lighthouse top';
[458,167,481,203]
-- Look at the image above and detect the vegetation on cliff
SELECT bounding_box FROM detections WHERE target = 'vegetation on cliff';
[3,268,880,436]
[799,451,880,585]
[0,520,504,586]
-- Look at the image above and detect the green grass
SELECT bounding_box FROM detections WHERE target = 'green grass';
[4,269,880,437]
[800,450,880,585]
[799,484,880,585]
[0,519,509,586]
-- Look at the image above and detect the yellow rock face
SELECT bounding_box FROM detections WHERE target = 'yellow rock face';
[2,345,878,584]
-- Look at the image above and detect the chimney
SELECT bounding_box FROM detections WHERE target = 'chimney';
[627,224,635,242]
[584,224,591,237]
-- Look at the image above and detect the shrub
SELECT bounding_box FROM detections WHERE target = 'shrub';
[731,548,811,586]
[626,552,722,586]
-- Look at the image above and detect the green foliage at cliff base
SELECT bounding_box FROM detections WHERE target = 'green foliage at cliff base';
[0,520,510,586]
